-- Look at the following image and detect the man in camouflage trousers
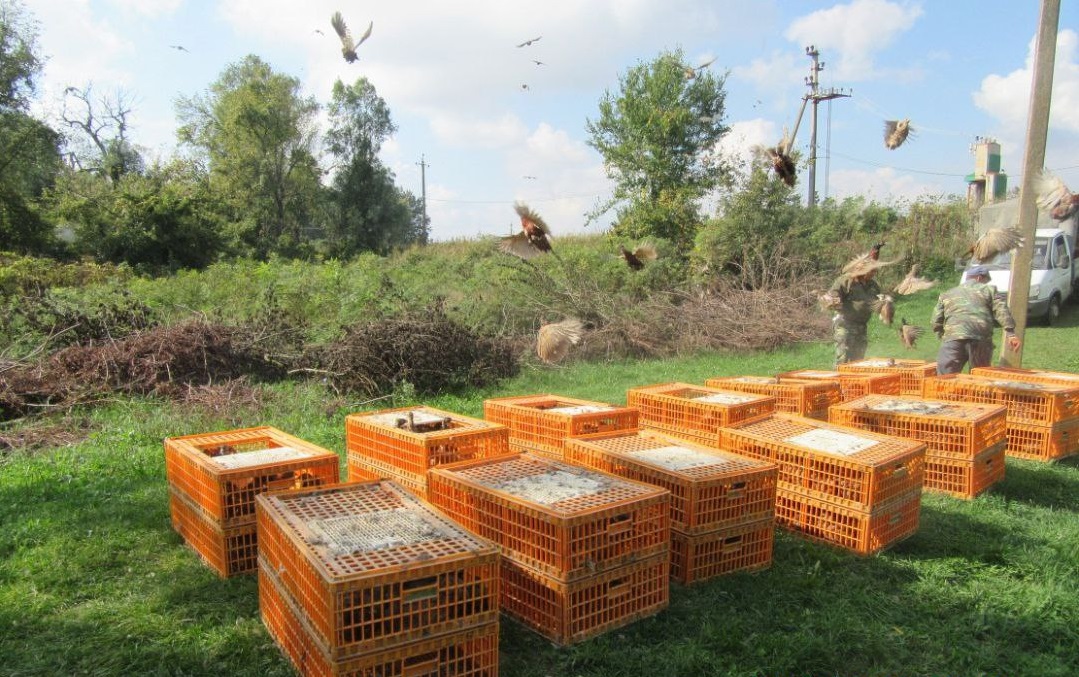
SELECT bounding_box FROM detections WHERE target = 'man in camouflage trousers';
[824,265,883,367]
[931,264,1021,374]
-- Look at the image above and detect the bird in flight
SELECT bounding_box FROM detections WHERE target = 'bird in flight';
[331,11,372,63]
[499,202,554,260]
[898,318,923,349]
[537,318,583,364]
[523,175,537,180]
[169,45,189,52]
[1034,169,1079,221]
[619,243,659,271]
[873,294,895,326]
[683,57,717,79]
[884,119,913,150]
[314,28,324,36]
[968,227,1024,263]
[532,60,544,66]
[517,36,542,47]
[893,264,934,295]
[520,84,530,91]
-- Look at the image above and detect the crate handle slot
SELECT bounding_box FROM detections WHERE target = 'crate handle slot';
[890,464,908,478]
[721,535,744,553]
[607,578,631,601]
[402,651,439,677]
[264,471,298,492]
[888,512,902,526]
[726,482,746,499]
[402,576,439,604]
[607,514,633,536]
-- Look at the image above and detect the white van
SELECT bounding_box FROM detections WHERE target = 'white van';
[959,227,1076,325]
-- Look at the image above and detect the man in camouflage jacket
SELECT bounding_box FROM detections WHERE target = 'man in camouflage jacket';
[825,268,882,367]
[931,264,1021,374]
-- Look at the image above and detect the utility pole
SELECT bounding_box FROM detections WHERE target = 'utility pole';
[803,46,850,207]
[416,154,428,230]
[1001,0,1059,367]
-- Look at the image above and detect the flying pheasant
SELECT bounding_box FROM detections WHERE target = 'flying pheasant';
[869,242,885,260]
[1033,169,1079,221]
[873,294,895,325]
[884,119,912,150]
[898,317,923,349]
[968,227,1024,263]
[331,12,372,63]
[683,57,717,80]
[619,243,658,271]
[516,36,542,48]
[842,250,897,277]
[499,202,554,259]
[536,318,583,364]
[894,264,935,295]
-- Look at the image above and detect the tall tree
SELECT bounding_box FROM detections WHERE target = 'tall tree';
[60,84,143,182]
[587,49,730,251]
[0,0,61,253]
[177,55,320,258]
[324,77,427,256]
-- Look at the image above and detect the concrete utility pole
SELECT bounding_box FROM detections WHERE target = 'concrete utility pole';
[416,155,428,230]
[803,46,850,207]
[1001,0,1059,367]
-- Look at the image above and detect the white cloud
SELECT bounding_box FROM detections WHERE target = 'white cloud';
[827,166,948,203]
[716,118,780,170]
[107,0,182,18]
[428,113,529,149]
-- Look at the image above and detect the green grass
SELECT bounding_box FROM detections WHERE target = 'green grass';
[2,295,1079,676]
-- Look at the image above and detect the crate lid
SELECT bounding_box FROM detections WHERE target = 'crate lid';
[208,445,315,469]
[545,404,614,415]
[691,392,758,404]
[729,414,922,460]
[844,395,1002,419]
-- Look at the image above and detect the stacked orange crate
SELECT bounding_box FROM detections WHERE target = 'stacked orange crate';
[720,414,925,555]
[428,453,670,644]
[923,373,1079,461]
[829,395,1008,498]
[483,394,639,459]
[564,429,777,584]
[971,366,1079,387]
[626,382,775,447]
[255,481,500,676]
[777,369,903,402]
[837,358,938,396]
[164,426,339,577]
[344,406,510,498]
[704,376,842,419]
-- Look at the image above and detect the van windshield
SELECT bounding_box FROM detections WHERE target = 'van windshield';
[982,237,1051,271]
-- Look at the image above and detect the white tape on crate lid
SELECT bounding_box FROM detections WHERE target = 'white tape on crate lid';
[363,409,450,428]
[693,392,756,404]
[785,429,877,457]
[306,508,453,557]
[486,470,612,505]
[627,445,736,471]
[865,399,952,416]
[545,405,613,415]
[210,446,312,469]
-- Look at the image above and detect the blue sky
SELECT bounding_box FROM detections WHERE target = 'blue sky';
[21,0,1079,241]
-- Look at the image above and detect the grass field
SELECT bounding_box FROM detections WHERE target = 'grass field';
[2,292,1079,676]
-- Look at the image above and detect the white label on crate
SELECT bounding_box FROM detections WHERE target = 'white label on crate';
[363,409,451,428]
[866,399,952,416]
[488,470,610,505]
[785,429,877,456]
[210,446,312,469]
[306,509,452,557]
[790,370,841,378]
[627,445,735,471]
[693,392,755,404]
[987,380,1047,391]
[546,405,612,415]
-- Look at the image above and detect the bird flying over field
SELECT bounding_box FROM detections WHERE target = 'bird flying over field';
[619,243,658,271]
[537,318,583,364]
[517,36,542,47]
[873,294,895,325]
[968,227,1024,263]
[884,119,912,150]
[1033,169,1079,221]
[898,318,923,349]
[331,12,372,63]
[499,202,554,259]
[894,264,934,295]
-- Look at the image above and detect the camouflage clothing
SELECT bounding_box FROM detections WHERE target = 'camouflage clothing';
[829,273,881,365]
[931,281,1016,374]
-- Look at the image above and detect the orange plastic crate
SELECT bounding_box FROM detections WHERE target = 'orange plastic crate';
[837,358,938,396]
[345,452,429,499]
[971,366,1079,388]
[255,481,500,660]
[829,395,1007,460]
[499,553,668,646]
[778,369,902,402]
[483,394,639,460]
[169,488,257,577]
[1005,417,1079,461]
[259,561,499,677]
[164,426,340,528]
[669,518,774,585]
[704,376,841,419]
[428,453,669,581]
[923,374,1079,426]
[924,442,1006,498]
[774,486,922,555]
[563,429,776,533]
[626,382,775,446]
[345,406,510,479]
[720,413,926,511]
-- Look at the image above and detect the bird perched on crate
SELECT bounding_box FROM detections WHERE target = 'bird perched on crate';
[618,243,658,271]
[331,11,372,63]
[894,264,935,295]
[873,294,895,325]
[536,318,583,364]
[1033,169,1079,221]
[884,119,913,150]
[898,317,923,349]
[968,227,1024,263]
[499,202,555,260]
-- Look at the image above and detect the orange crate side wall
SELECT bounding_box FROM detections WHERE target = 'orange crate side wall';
[345,453,428,500]
[828,405,1007,459]
[837,362,937,396]
[704,378,841,417]
[1004,418,1079,461]
[484,399,639,457]
[627,388,774,440]
[924,443,1006,498]
[669,519,774,585]
[499,554,669,646]
[169,489,257,577]
[922,376,1079,426]
[773,487,921,555]
[971,367,1079,388]
[345,417,510,478]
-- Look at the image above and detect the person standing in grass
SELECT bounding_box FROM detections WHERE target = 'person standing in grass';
[822,250,892,367]
[931,264,1021,374]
